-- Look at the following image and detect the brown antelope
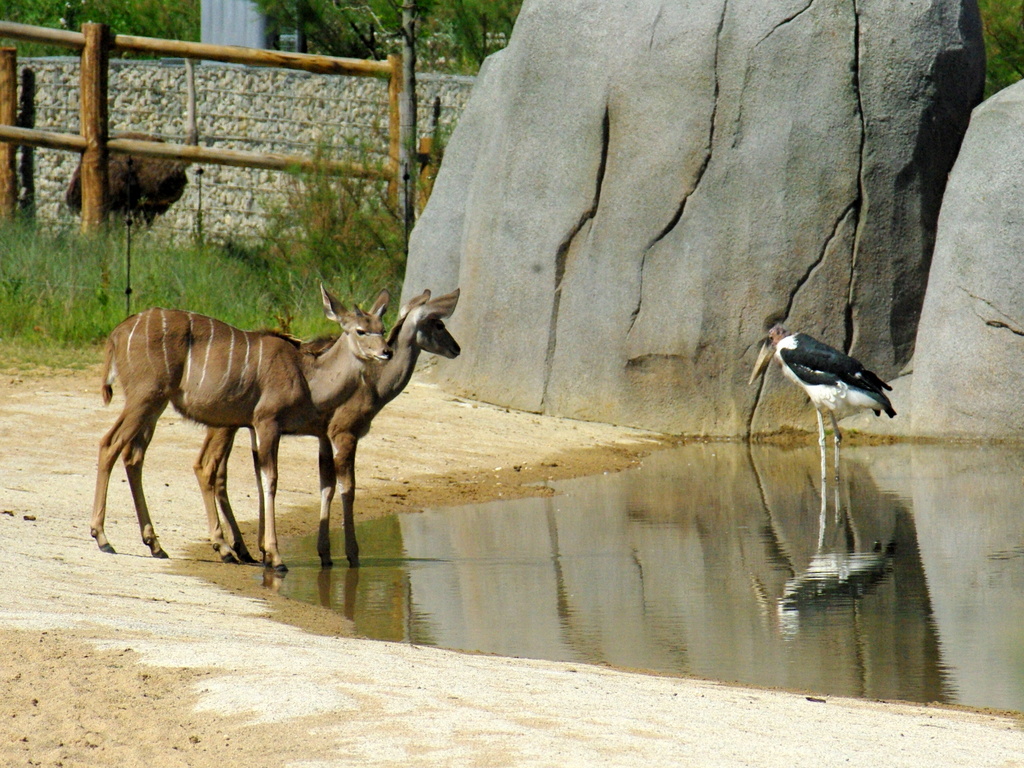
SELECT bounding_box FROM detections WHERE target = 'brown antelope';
[194,288,461,568]
[90,285,391,572]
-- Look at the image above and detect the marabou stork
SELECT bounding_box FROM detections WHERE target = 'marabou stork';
[749,324,896,481]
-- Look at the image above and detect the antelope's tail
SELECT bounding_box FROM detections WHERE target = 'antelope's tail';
[100,337,117,406]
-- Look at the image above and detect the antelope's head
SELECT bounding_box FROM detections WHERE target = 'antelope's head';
[394,288,461,359]
[321,285,392,363]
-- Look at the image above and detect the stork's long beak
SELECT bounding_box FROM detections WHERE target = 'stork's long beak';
[748,341,774,385]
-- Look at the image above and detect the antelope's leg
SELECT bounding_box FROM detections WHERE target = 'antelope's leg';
[92,415,129,553]
[195,427,231,560]
[194,427,249,563]
[214,429,257,564]
[317,436,337,568]
[250,428,265,561]
[122,414,168,559]
[254,424,285,572]
[331,433,360,569]
[91,403,159,554]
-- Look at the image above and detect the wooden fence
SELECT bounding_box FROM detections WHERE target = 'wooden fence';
[0,20,412,233]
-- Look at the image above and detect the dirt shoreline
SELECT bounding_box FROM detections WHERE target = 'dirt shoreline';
[2,367,1023,767]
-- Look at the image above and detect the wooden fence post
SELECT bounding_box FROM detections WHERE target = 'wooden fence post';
[18,66,35,218]
[79,22,109,233]
[399,2,418,246]
[0,48,16,221]
[387,53,402,209]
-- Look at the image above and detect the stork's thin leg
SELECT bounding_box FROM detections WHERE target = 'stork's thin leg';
[829,412,842,484]
[835,470,844,527]
[816,409,828,488]
[815,409,829,530]
[817,479,827,550]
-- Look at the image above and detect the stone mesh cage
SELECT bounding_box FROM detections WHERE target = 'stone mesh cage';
[18,58,473,243]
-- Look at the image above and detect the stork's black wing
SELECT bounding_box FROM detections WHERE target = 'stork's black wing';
[783,360,840,388]
[782,334,893,397]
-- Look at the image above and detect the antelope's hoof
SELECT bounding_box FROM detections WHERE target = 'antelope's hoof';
[233,546,258,565]
[347,556,360,569]
[214,543,239,564]
[320,557,334,569]
[98,542,116,555]
[273,562,289,574]
[152,549,170,560]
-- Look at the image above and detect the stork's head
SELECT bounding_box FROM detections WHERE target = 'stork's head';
[748,324,789,385]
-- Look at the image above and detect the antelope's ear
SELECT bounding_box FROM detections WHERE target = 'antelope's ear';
[398,290,431,324]
[369,289,390,320]
[425,288,460,319]
[321,283,347,323]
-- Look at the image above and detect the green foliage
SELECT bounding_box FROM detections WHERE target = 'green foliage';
[5,0,200,57]
[0,208,401,369]
[259,152,406,307]
[257,0,418,61]
[4,0,69,30]
[432,0,521,70]
[251,0,521,73]
[979,0,1024,97]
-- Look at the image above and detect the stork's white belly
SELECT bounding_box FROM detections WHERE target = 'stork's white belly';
[779,362,881,417]
[803,381,881,417]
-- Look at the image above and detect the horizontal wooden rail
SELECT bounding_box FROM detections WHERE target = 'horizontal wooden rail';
[0,21,85,51]
[0,126,387,178]
[0,124,86,151]
[109,136,389,178]
[113,34,393,77]
[0,21,393,77]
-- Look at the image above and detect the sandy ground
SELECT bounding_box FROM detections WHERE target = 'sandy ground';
[1,366,1022,768]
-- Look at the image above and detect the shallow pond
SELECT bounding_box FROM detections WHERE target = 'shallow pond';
[275,442,1024,713]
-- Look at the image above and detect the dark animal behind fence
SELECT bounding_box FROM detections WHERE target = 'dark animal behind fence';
[66,132,188,224]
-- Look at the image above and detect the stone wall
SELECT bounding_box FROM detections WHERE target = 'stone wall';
[17,57,474,242]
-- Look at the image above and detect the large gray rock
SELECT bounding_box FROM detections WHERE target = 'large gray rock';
[911,81,1024,440]
[404,0,984,435]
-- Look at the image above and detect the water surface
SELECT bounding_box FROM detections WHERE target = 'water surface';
[276,443,1024,712]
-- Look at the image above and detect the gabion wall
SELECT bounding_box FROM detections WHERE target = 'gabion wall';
[18,57,474,242]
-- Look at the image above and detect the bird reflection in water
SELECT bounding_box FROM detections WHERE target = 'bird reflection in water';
[748,326,899,638]
[775,474,896,639]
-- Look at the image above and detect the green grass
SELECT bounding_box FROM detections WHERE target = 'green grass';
[0,338,103,372]
[0,213,404,372]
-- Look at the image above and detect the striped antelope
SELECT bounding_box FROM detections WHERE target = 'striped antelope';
[194,288,461,568]
[90,285,391,572]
